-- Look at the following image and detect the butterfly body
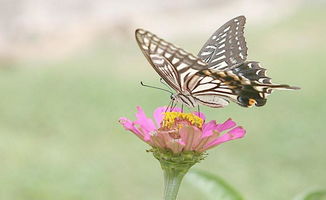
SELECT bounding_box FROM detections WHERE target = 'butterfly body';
[135,16,299,108]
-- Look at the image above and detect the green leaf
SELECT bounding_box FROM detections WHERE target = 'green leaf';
[295,189,326,200]
[185,169,245,200]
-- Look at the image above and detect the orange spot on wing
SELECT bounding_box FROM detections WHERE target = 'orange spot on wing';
[248,98,256,107]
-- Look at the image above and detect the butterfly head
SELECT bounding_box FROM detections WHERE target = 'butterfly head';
[170,94,176,101]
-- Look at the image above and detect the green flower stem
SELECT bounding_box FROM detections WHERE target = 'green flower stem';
[162,163,189,200]
[149,148,206,200]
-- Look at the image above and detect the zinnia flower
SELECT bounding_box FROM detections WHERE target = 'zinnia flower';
[119,106,246,200]
[119,106,246,154]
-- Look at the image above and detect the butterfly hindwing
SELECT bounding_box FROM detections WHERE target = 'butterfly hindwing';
[231,61,271,84]
[192,66,299,107]
[198,16,248,71]
[185,74,230,107]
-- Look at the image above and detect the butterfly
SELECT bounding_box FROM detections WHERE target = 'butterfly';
[135,16,299,108]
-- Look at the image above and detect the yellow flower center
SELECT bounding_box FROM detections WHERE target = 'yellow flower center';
[162,112,203,128]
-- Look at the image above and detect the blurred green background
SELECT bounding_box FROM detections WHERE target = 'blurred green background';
[0,1,325,200]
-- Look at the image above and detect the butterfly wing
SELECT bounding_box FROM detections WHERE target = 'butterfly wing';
[135,28,299,108]
[136,29,230,107]
[231,61,300,106]
[185,74,231,108]
[198,16,248,71]
[187,62,299,107]
[135,29,207,92]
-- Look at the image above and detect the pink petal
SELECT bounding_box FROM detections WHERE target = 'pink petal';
[166,139,184,154]
[202,120,217,137]
[119,117,141,135]
[153,106,183,127]
[153,107,167,126]
[135,106,156,132]
[194,136,211,152]
[119,117,150,142]
[193,111,206,121]
[228,126,246,139]
[151,134,166,148]
[179,126,202,151]
[204,126,246,150]
[170,107,182,112]
[216,118,236,132]
[143,132,152,141]
[205,135,231,149]
[155,130,171,148]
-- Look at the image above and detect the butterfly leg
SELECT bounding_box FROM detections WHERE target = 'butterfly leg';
[170,100,177,111]
[165,99,172,113]
[197,105,201,118]
[165,99,176,112]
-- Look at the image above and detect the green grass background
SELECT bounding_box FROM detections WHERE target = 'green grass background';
[0,6,325,200]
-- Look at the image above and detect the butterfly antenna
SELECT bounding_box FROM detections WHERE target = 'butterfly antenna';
[159,78,173,93]
[140,81,173,94]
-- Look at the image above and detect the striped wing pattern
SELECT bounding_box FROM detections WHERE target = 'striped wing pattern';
[231,61,272,85]
[148,54,182,92]
[185,74,231,107]
[190,66,299,107]
[135,22,299,108]
[198,16,248,71]
[135,29,207,91]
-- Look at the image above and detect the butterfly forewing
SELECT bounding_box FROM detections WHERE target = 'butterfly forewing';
[135,29,207,90]
[198,16,248,71]
[149,54,181,91]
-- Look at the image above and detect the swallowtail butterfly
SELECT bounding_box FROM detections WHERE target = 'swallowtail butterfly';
[135,16,299,108]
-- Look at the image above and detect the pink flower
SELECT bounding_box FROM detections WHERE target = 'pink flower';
[119,106,246,154]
